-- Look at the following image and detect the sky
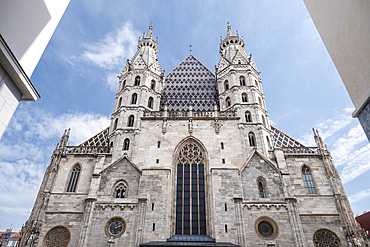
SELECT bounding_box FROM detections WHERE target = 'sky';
[0,0,369,231]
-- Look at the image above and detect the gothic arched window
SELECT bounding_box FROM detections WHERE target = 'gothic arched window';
[257,177,266,198]
[224,80,229,91]
[66,164,81,192]
[122,80,126,88]
[134,76,141,86]
[302,165,316,194]
[266,136,271,149]
[313,229,340,247]
[262,115,266,126]
[113,118,118,130]
[245,111,252,122]
[148,97,154,109]
[114,182,127,198]
[248,132,256,147]
[123,138,130,150]
[175,140,206,235]
[131,93,137,104]
[226,97,231,108]
[127,115,134,127]
[118,97,122,108]
[242,93,248,102]
[240,76,246,86]
[151,80,156,90]
[258,97,262,107]
[255,80,258,87]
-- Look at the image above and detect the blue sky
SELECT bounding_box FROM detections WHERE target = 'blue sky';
[0,0,369,231]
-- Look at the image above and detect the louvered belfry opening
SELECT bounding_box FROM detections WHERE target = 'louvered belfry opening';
[175,140,206,235]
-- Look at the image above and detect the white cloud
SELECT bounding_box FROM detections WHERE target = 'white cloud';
[82,22,140,69]
[348,188,370,205]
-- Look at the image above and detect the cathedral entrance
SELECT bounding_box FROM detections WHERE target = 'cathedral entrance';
[175,140,206,235]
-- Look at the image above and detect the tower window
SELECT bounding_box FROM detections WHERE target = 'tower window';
[131,93,137,104]
[262,115,266,126]
[259,182,265,198]
[127,115,134,127]
[113,118,118,130]
[123,138,130,150]
[255,80,258,87]
[148,97,154,109]
[225,224,228,233]
[118,97,122,108]
[222,158,225,164]
[240,76,246,86]
[153,223,155,231]
[226,97,231,108]
[152,203,155,211]
[151,80,156,90]
[242,93,248,102]
[266,136,271,149]
[224,80,229,91]
[258,97,262,107]
[245,111,252,122]
[225,203,227,211]
[66,164,81,192]
[248,132,256,147]
[156,159,159,164]
[158,141,161,148]
[175,140,206,235]
[302,165,316,194]
[115,182,127,198]
[110,142,113,147]
[221,142,224,149]
[134,76,141,86]
[122,80,126,88]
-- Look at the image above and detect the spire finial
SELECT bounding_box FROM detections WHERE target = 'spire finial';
[189,44,193,54]
[146,23,153,39]
[227,21,235,37]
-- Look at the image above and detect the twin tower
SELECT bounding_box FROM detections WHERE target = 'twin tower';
[108,24,272,161]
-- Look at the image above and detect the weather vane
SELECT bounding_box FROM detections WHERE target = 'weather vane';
[189,44,193,54]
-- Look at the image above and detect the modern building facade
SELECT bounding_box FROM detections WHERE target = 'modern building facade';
[0,0,70,140]
[19,25,367,247]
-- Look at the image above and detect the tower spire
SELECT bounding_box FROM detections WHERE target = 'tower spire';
[227,22,235,37]
[146,23,153,39]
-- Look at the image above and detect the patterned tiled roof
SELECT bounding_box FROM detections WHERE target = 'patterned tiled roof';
[161,55,217,111]
[270,126,305,148]
[79,128,109,146]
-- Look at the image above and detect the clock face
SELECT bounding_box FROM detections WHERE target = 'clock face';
[109,220,124,236]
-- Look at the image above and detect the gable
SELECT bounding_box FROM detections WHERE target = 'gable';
[240,150,280,175]
[231,49,249,64]
[161,55,216,111]
[218,56,230,71]
[270,126,305,148]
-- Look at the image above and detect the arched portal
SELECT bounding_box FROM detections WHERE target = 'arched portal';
[175,139,206,235]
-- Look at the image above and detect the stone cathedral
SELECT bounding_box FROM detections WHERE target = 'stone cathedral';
[19,24,367,247]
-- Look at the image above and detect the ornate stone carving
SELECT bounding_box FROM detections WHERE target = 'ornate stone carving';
[44,226,70,247]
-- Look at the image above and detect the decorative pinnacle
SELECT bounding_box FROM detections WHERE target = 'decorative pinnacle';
[146,23,153,39]
[227,22,235,37]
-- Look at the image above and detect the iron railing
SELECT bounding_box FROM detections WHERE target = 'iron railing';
[65,146,111,154]
[281,147,318,154]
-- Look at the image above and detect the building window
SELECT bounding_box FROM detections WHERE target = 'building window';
[240,76,246,86]
[66,164,81,192]
[221,142,224,149]
[123,138,130,150]
[158,141,161,148]
[148,97,154,109]
[113,118,118,130]
[226,97,231,108]
[302,165,316,194]
[114,182,127,198]
[313,229,340,247]
[118,97,122,108]
[127,115,134,127]
[122,80,126,88]
[248,132,256,147]
[225,203,227,211]
[266,136,271,149]
[242,93,248,102]
[131,93,137,104]
[225,224,228,233]
[134,76,141,86]
[262,115,266,126]
[224,80,229,91]
[175,139,206,235]
[255,80,258,87]
[259,182,265,198]
[151,80,156,90]
[245,111,252,122]
[222,158,225,164]
[258,97,262,107]
[110,141,114,147]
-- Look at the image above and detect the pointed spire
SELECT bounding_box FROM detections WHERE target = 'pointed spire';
[227,22,235,37]
[146,23,153,39]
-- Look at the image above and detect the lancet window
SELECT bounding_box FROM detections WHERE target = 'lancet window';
[118,97,122,108]
[226,97,231,108]
[240,76,246,86]
[302,165,316,194]
[248,132,256,147]
[224,80,229,91]
[114,182,127,198]
[131,93,137,104]
[113,118,118,130]
[257,177,266,198]
[127,115,134,127]
[245,111,252,122]
[151,80,156,90]
[66,164,81,192]
[242,93,248,102]
[175,140,206,235]
[134,76,141,86]
[148,97,154,109]
[123,138,130,150]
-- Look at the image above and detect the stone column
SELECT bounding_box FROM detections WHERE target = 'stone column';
[135,198,148,246]
[233,197,245,247]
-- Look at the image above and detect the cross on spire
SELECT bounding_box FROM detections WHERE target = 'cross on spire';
[189,44,193,54]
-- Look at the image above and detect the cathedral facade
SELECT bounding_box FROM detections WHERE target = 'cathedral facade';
[19,25,366,247]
